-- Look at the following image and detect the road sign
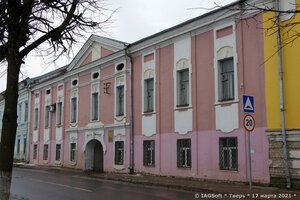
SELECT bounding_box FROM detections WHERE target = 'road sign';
[243,95,254,113]
[243,114,255,132]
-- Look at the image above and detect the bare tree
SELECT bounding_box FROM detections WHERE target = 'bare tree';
[0,0,114,199]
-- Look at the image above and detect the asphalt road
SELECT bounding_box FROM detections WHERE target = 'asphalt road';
[10,167,196,200]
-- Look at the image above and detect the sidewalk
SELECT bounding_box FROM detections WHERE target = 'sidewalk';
[14,163,300,199]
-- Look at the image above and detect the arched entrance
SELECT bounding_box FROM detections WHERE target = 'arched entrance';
[85,139,103,172]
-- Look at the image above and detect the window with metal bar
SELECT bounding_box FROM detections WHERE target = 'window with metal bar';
[177,139,191,168]
[219,137,238,170]
[70,143,76,162]
[43,144,48,160]
[143,140,155,166]
[55,144,61,161]
[114,141,124,165]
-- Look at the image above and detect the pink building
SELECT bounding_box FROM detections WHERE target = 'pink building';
[29,2,269,184]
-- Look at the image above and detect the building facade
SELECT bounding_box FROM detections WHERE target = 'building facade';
[27,0,300,185]
[263,0,300,188]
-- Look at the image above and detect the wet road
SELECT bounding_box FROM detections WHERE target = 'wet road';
[11,167,196,200]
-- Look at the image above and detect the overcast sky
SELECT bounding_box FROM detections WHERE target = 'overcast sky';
[0,0,235,92]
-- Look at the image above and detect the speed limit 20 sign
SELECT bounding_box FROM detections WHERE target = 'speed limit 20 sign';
[243,114,255,132]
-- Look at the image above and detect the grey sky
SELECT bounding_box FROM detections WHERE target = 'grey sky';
[0,0,235,92]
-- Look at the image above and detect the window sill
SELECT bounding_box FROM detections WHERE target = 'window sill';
[69,161,77,166]
[56,124,62,128]
[175,105,192,112]
[219,169,238,172]
[215,99,239,106]
[143,164,155,167]
[143,111,156,116]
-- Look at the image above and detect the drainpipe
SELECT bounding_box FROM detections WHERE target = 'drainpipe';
[275,0,291,189]
[126,48,134,174]
[26,80,32,162]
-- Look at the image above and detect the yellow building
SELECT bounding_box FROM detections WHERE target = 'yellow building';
[263,0,300,189]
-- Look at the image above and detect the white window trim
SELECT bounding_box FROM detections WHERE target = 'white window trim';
[70,79,79,127]
[90,81,100,122]
[142,51,156,114]
[213,23,238,105]
[114,61,126,122]
[113,137,125,170]
[173,58,192,109]
[56,84,64,127]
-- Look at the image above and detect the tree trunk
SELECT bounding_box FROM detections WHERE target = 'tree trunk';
[0,46,22,199]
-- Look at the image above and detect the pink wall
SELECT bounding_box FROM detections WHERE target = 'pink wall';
[132,55,142,135]
[101,47,114,58]
[134,128,269,183]
[156,45,175,134]
[192,30,215,131]
[81,52,92,66]
[78,73,91,127]
[236,15,267,128]
[100,64,115,124]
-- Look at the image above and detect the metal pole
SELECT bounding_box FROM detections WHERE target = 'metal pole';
[248,131,252,190]
[274,0,291,189]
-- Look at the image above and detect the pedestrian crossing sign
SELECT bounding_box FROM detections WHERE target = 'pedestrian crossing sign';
[243,95,254,113]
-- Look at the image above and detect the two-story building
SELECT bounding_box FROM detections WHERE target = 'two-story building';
[28,0,273,184]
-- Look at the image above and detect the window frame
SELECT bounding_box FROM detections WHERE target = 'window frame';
[218,57,234,102]
[44,105,51,129]
[56,102,63,126]
[70,142,76,162]
[91,92,99,121]
[70,97,77,123]
[177,139,191,168]
[144,78,154,113]
[114,141,124,165]
[219,137,238,171]
[34,108,39,130]
[33,144,37,160]
[177,69,190,107]
[43,144,48,160]
[116,85,124,116]
[143,140,155,167]
[55,144,61,161]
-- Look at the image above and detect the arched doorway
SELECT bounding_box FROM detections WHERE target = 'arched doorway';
[85,139,103,172]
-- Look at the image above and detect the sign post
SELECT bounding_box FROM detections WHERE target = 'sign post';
[243,95,255,190]
[243,114,255,190]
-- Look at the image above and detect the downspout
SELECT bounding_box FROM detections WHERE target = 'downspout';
[126,48,134,174]
[275,0,291,189]
[26,80,32,162]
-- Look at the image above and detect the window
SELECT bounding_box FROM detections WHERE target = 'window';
[116,86,124,116]
[18,103,22,123]
[218,58,234,101]
[23,138,26,155]
[46,89,51,95]
[177,139,191,168]
[92,72,99,79]
[219,137,238,171]
[71,97,77,123]
[70,143,76,162]
[177,69,189,106]
[45,105,50,128]
[56,102,62,126]
[24,101,28,122]
[33,144,37,159]
[143,140,155,166]
[55,144,61,161]
[17,139,20,154]
[144,78,154,112]
[114,141,124,165]
[92,92,99,121]
[34,108,39,130]
[43,144,48,160]
[72,79,78,86]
